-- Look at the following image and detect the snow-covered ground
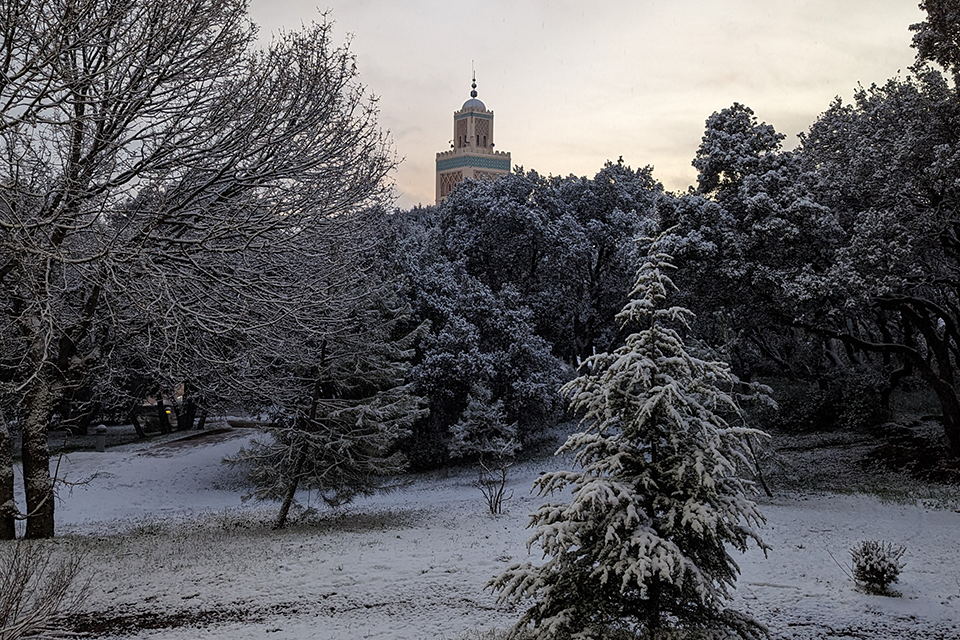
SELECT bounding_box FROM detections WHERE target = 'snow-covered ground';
[11,427,960,639]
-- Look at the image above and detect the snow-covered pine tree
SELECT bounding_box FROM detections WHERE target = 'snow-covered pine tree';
[490,241,768,639]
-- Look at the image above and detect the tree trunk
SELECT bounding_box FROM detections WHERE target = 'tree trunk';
[879,362,912,413]
[0,419,15,540]
[274,448,307,530]
[746,435,773,498]
[647,578,662,637]
[275,353,326,530]
[176,382,197,431]
[195,406,208,431]
[904,355,960,457]
[179,397,196,431]
[931,383,960,458]
[22,379,57,539]
[156,398,171,434]
[129,406,146,439]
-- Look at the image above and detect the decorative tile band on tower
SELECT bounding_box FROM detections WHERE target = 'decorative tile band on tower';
[436,155,511,173]
[454,111,493,121]
[435,74,511,204]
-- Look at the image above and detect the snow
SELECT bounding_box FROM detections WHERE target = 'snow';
[10,427,960,639]
[731,493,960,639]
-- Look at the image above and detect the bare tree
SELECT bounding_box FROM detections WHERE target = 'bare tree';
[0,0,395,538]
[475,444,515,516]
[0,540,87,639]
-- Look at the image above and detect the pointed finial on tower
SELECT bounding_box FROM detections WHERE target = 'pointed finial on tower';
[471,62,477,98]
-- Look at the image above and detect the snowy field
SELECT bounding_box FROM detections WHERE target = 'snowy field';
[11,426,960,639]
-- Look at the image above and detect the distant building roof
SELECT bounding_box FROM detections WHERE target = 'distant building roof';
[461,97,486,110]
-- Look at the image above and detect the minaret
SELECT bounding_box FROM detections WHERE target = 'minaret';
[435,75,511,204]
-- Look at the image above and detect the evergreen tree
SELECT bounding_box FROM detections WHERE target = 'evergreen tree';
[448,384,519,462]
[230,299,427,529]
[448,385,520,514]
[490,242,768,639]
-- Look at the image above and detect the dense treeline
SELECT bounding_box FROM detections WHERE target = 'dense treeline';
[384,162,666,468]
[664,63,960,456]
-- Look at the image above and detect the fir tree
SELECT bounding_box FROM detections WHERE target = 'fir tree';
[448,384,520,462]
[490,241,768,639]
[230,300,427,529]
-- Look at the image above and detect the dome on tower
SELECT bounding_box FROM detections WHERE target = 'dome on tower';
[461,97,486,110]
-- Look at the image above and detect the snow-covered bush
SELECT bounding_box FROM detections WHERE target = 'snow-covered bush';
[850,540,906,595]
[490,242,769,639]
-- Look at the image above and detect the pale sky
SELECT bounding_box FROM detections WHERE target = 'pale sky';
[247,1,925,208]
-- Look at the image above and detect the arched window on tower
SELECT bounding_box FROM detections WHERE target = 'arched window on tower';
[476,135,479,146]
[483,135,486,147]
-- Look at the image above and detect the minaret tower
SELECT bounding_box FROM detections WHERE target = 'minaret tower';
[435,74,511,204]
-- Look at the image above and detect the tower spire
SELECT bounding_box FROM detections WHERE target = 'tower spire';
[471,64,477,98]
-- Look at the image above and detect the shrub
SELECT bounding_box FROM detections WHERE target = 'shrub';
[850,540,906,595]
[0,541,87,639]
[448,386,519,515]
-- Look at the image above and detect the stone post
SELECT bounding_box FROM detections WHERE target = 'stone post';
[95,424,107,453]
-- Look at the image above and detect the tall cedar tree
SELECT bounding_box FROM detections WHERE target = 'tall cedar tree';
[490,243,768,640]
